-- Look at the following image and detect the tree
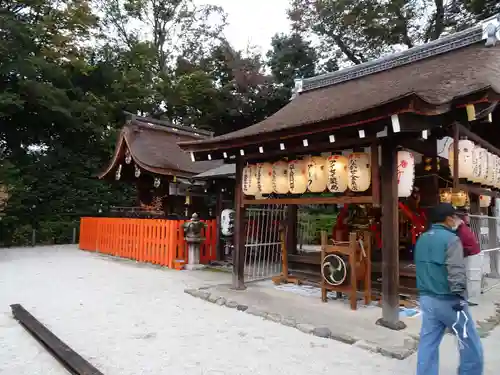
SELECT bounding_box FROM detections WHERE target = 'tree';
[266,33,318,90]
[0,0,99,156]
[462,0,500,20]
[0,0,137,245]
[162,42,290,136]
[287,0,481,68]
[99,0,227,73]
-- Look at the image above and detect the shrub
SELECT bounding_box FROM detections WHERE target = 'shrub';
[8,221,78,247]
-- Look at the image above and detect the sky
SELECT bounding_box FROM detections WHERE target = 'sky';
[196,0,292,54]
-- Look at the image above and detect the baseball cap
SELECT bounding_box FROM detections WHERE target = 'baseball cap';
[429,203,457,223]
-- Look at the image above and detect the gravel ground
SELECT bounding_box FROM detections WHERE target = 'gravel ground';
[0,245,495,375]
[0,245,410,375]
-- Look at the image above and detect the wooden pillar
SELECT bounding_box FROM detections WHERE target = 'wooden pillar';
[215,180,224,261]
[470,194,480,214]
[285,205,298,255]
[377,140,406,330]
[162,179,170,214]
[371,142,380,206]
[452,123,459,189]
[232,159,246,290]
[488,200,500,277]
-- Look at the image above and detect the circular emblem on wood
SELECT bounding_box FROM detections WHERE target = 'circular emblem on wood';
[321,254,347,286]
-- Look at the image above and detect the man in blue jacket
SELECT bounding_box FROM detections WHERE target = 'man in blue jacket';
[415,203,483,375]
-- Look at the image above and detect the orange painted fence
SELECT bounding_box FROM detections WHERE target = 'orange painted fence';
[79,217,217,268]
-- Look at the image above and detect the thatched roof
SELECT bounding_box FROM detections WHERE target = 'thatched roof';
[179,19,500,154]
[99,116,222,179]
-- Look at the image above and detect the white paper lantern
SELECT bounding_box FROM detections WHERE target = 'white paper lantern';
[478,148,489,184]
[256,162,273,194]
[325,155,348,193]
[288,159,307,194]
[486,153,497,187]
[397,150,415,198]
[448,139,475,180]
[471,147,487,184]
[272,161,289,194]
[306,156,327,193]
[470,145,479,183]
[221,209,235,236]
[495,155,500,189]
[347,152,371,192]
[484,152,491,186]
[242,164,258,196]
[480,193,492,208]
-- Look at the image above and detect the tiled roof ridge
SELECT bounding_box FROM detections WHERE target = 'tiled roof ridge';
[294,14,500,95]
[125,113,213,139]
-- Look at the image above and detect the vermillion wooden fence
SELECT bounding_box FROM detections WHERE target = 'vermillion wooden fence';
[79,217,217,268]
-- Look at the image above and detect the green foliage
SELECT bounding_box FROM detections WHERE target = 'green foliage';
[267,33,318,89]
[287,0,486,67]
[462,0,500,20]
[298,212,338,245]
[1,0,490,247]
[9,221,79,247]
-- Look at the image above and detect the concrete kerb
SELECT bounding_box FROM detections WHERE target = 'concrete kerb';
[184,288,417,360]
[476,301,500,338]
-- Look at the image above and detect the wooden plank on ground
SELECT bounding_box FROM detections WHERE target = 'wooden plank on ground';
[10,304,104,375]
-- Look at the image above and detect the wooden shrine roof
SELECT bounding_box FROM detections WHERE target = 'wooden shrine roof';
[99,116,222,179]
[179,18,500,154]
[192,163,236,180]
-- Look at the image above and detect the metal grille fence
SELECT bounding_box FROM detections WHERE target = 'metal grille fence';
[243,204,338,282]
[469,214,500,293]
[244,205,286,281]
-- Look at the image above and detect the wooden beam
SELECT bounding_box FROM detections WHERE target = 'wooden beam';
[459,184,500,198]
[243,136,377,161]
[232,158,246,290]
[11,304,104,375]
[456,122,500,156]
[397,135,439,157]
[285,205,298,255]
[215,181,223,261]
[242,195,373,206]
[371,142,380,206]
[376,140,406,330]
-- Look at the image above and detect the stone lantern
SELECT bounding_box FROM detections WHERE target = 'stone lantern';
[182,213,207,270]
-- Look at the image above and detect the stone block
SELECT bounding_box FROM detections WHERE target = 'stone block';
[378,346,414,360]
[225,300,238,309]
[246,307,267,318]
[215,297,226,306]
[330,332,357,344]
[312,326,331,339]
[354,340,380,353]
[207,294,219,303]
[265,313,282,323]
[281,317,296,327]
[236,304,248,312]
[296,323,315,334]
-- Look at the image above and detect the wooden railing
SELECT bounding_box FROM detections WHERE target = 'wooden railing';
[79,217,217,268]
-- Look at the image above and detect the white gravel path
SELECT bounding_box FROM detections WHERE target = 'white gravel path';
[0,246,446,375]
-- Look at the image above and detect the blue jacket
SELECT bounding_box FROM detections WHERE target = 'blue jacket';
[414,224,467,298]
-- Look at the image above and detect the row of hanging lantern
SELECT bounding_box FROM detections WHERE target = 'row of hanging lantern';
[447,138,499,208]
[115,163,143,180]
[448,139,500,188]
[242,150,415,197]
[115,159,162,189]
[440,187,492,208]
